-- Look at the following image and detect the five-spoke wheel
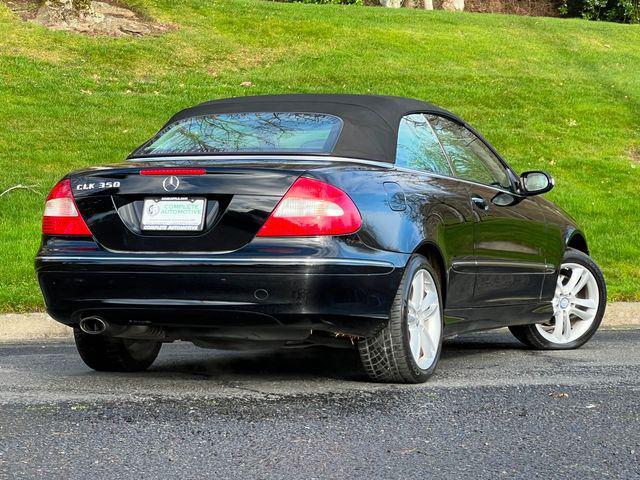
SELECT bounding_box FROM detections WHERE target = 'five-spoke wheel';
[537,262,600,344]
[358,254,443,383]
[407,269,442,371]
[510,248,606,350]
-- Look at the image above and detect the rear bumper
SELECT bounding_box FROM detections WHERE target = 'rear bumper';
[36,241,408,339]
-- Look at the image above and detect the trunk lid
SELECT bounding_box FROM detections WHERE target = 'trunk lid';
[69,159,317,253]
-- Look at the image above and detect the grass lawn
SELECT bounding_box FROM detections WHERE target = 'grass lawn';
[0,0,639,312]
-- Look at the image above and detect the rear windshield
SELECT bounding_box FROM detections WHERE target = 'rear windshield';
[134,112,343,156]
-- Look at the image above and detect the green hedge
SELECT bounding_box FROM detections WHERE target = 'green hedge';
[274,0,639,23]
[561,0,639,22]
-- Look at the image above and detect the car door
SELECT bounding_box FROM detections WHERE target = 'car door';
[427,115,549,306]
[395,113,476,310]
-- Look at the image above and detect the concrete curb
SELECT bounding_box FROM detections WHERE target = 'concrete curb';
[0,313,73,342]
[0,303,638,343]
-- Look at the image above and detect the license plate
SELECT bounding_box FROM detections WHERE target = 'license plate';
[141,197,206,232]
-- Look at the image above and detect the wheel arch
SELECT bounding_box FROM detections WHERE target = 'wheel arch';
[413,241,448,305]
[566,231,589,255]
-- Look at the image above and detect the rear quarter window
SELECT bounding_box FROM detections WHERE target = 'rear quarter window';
[396,114,452,176]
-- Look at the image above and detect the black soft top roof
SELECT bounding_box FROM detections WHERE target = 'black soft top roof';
[160,94,459,163]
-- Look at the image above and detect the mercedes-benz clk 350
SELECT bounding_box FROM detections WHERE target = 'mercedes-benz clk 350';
[35,95,606,383]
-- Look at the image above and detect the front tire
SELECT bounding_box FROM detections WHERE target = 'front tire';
[74,329,161,372]
[509,248,606,350]
[358,254,443,383]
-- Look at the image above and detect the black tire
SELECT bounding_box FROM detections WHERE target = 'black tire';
[74,329,161,372]
[357,254,444,383]
[509,248,606,350]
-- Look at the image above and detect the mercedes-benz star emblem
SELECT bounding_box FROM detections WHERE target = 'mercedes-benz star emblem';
[162,176,180,192]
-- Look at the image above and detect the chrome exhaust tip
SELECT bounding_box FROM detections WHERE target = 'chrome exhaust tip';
[78,316,107,335]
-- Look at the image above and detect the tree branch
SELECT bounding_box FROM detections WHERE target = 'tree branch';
[0,184,42,198]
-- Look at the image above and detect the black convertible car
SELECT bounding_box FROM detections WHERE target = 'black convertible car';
[36,94,606,383]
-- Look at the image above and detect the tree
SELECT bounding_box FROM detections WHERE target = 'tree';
[34,0,98,30]
[40,0,92,11]
[441,0,465,10]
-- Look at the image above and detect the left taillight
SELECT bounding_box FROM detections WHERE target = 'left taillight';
[42,179,92,236]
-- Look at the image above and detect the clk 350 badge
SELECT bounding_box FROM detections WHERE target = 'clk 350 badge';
[76,181,120,191]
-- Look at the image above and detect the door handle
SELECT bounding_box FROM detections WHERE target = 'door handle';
[471,195,489,211]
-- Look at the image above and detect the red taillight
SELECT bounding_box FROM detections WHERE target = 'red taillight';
[140,168,206,176]
[257,177,362,237]
[42,179,92,236]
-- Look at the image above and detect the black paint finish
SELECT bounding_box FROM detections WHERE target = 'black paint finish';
[36,98,588,344]
[36,156,582,341]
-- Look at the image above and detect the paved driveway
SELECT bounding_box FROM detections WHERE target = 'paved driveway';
[1,329,638,479]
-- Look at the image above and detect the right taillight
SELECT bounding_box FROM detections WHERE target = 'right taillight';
[42,179,92,236]
[257,177,362,237]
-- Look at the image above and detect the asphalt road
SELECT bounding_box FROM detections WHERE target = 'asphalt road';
[0,329,639,479]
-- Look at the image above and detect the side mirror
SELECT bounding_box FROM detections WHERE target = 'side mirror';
[521,171,554,196]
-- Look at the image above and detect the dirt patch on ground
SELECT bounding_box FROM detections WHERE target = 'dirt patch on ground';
[3,0,170,36]
[630,147,640,165]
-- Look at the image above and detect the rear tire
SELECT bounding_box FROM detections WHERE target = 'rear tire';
[358,254,443,383]
[509,248,606,350]
[74,329,161,372]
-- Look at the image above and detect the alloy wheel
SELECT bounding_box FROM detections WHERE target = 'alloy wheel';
[407,269,442,370]
[536,262,600,344]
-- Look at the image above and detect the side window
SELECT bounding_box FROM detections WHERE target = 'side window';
[427,115,511,190]
[396,114,452,176]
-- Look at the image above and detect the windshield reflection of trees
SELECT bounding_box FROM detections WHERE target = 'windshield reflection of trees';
[146,113,339,154]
